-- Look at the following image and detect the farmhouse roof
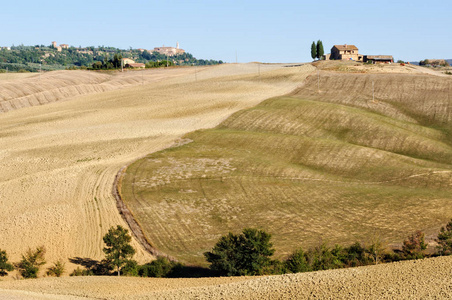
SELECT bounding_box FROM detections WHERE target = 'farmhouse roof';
[128,63,145,68]
[333,44,358,51]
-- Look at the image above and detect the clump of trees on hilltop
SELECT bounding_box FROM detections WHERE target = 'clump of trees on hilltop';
[4,219,452,279]
[419,59,450,67]
[311,40,324,61]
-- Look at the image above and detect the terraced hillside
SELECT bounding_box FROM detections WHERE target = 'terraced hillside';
[121,70,452,265]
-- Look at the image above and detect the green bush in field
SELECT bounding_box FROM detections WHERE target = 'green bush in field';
[0,249,14,276]
[15,246,46,278]
[436,219,452,256]
[121,259,139,276]
[46,260,65,277]
[204,228,275,276]
[285,248,310,273]
[138,256,179,277]
[70,266,94,276]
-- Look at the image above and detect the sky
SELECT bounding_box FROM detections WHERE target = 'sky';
[1,0,450,63]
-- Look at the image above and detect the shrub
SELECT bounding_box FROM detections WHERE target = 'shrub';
[306,243,343,271]
[436,219,452,256]
[121,259,139,276]
[204,228,275,276]
[46,260,66,277]
[285,248,310,273]
[402,231,427,259]
[0,249,14,276]
[15,246,46,278]
[342,242,373,267]
[139,256,177,278]
[70,266,94,276]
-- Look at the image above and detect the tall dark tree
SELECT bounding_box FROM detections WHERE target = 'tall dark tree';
[103,225,136,276]
[311,41,317,60]
[204,228,275,276]
[316,40,324,60]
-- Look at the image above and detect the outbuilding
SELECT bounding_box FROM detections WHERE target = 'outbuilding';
[364,55,394,64]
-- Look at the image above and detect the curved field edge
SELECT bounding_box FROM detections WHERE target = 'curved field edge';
[120,71,452,265]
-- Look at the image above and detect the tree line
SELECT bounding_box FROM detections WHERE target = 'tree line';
[3,219,452,278]
[0,45,223,73]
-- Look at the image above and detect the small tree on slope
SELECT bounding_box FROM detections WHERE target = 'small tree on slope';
[436,219,452,256]
[103,225,136,276]
[15,246,46,278]
[0,249,14,276]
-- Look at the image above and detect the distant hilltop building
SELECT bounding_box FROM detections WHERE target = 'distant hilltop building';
[52,41,69,52]
[324,44,393,64]
[153,42,185,56]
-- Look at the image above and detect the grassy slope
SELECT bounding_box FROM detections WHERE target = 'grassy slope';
[121,69,452,265]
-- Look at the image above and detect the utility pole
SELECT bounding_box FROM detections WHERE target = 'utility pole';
[317,70,320,93]
[372,81,375,102]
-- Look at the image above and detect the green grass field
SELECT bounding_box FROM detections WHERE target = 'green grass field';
[121,71,452,265]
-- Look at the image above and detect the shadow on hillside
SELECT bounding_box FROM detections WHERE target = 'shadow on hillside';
[69,257,112,275]
[69,257,217,278]
[168,265,218,278]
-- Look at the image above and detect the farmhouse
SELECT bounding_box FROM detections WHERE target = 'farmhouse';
[330,44,363,61]
[121,58,135,65]
[128,63,145,69]
[324,44,393,64]
[121,58,145,69]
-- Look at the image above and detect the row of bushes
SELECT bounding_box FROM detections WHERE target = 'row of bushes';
[2,220,452,279]
[0,246,65,278]
[204,220,452,276]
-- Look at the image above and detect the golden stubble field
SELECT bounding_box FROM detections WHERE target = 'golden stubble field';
[0,63,314,272]
[2,62,452,299]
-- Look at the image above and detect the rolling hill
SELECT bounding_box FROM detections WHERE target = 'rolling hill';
[121,64,452,265]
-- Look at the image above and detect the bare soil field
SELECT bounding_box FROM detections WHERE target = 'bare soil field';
[1,255,452,299]
[0,63,314,274]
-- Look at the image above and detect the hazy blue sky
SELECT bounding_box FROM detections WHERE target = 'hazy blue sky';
[1,0,450,62]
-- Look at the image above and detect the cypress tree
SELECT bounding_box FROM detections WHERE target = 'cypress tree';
[311,41,317,60]
[316,40,324,60]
